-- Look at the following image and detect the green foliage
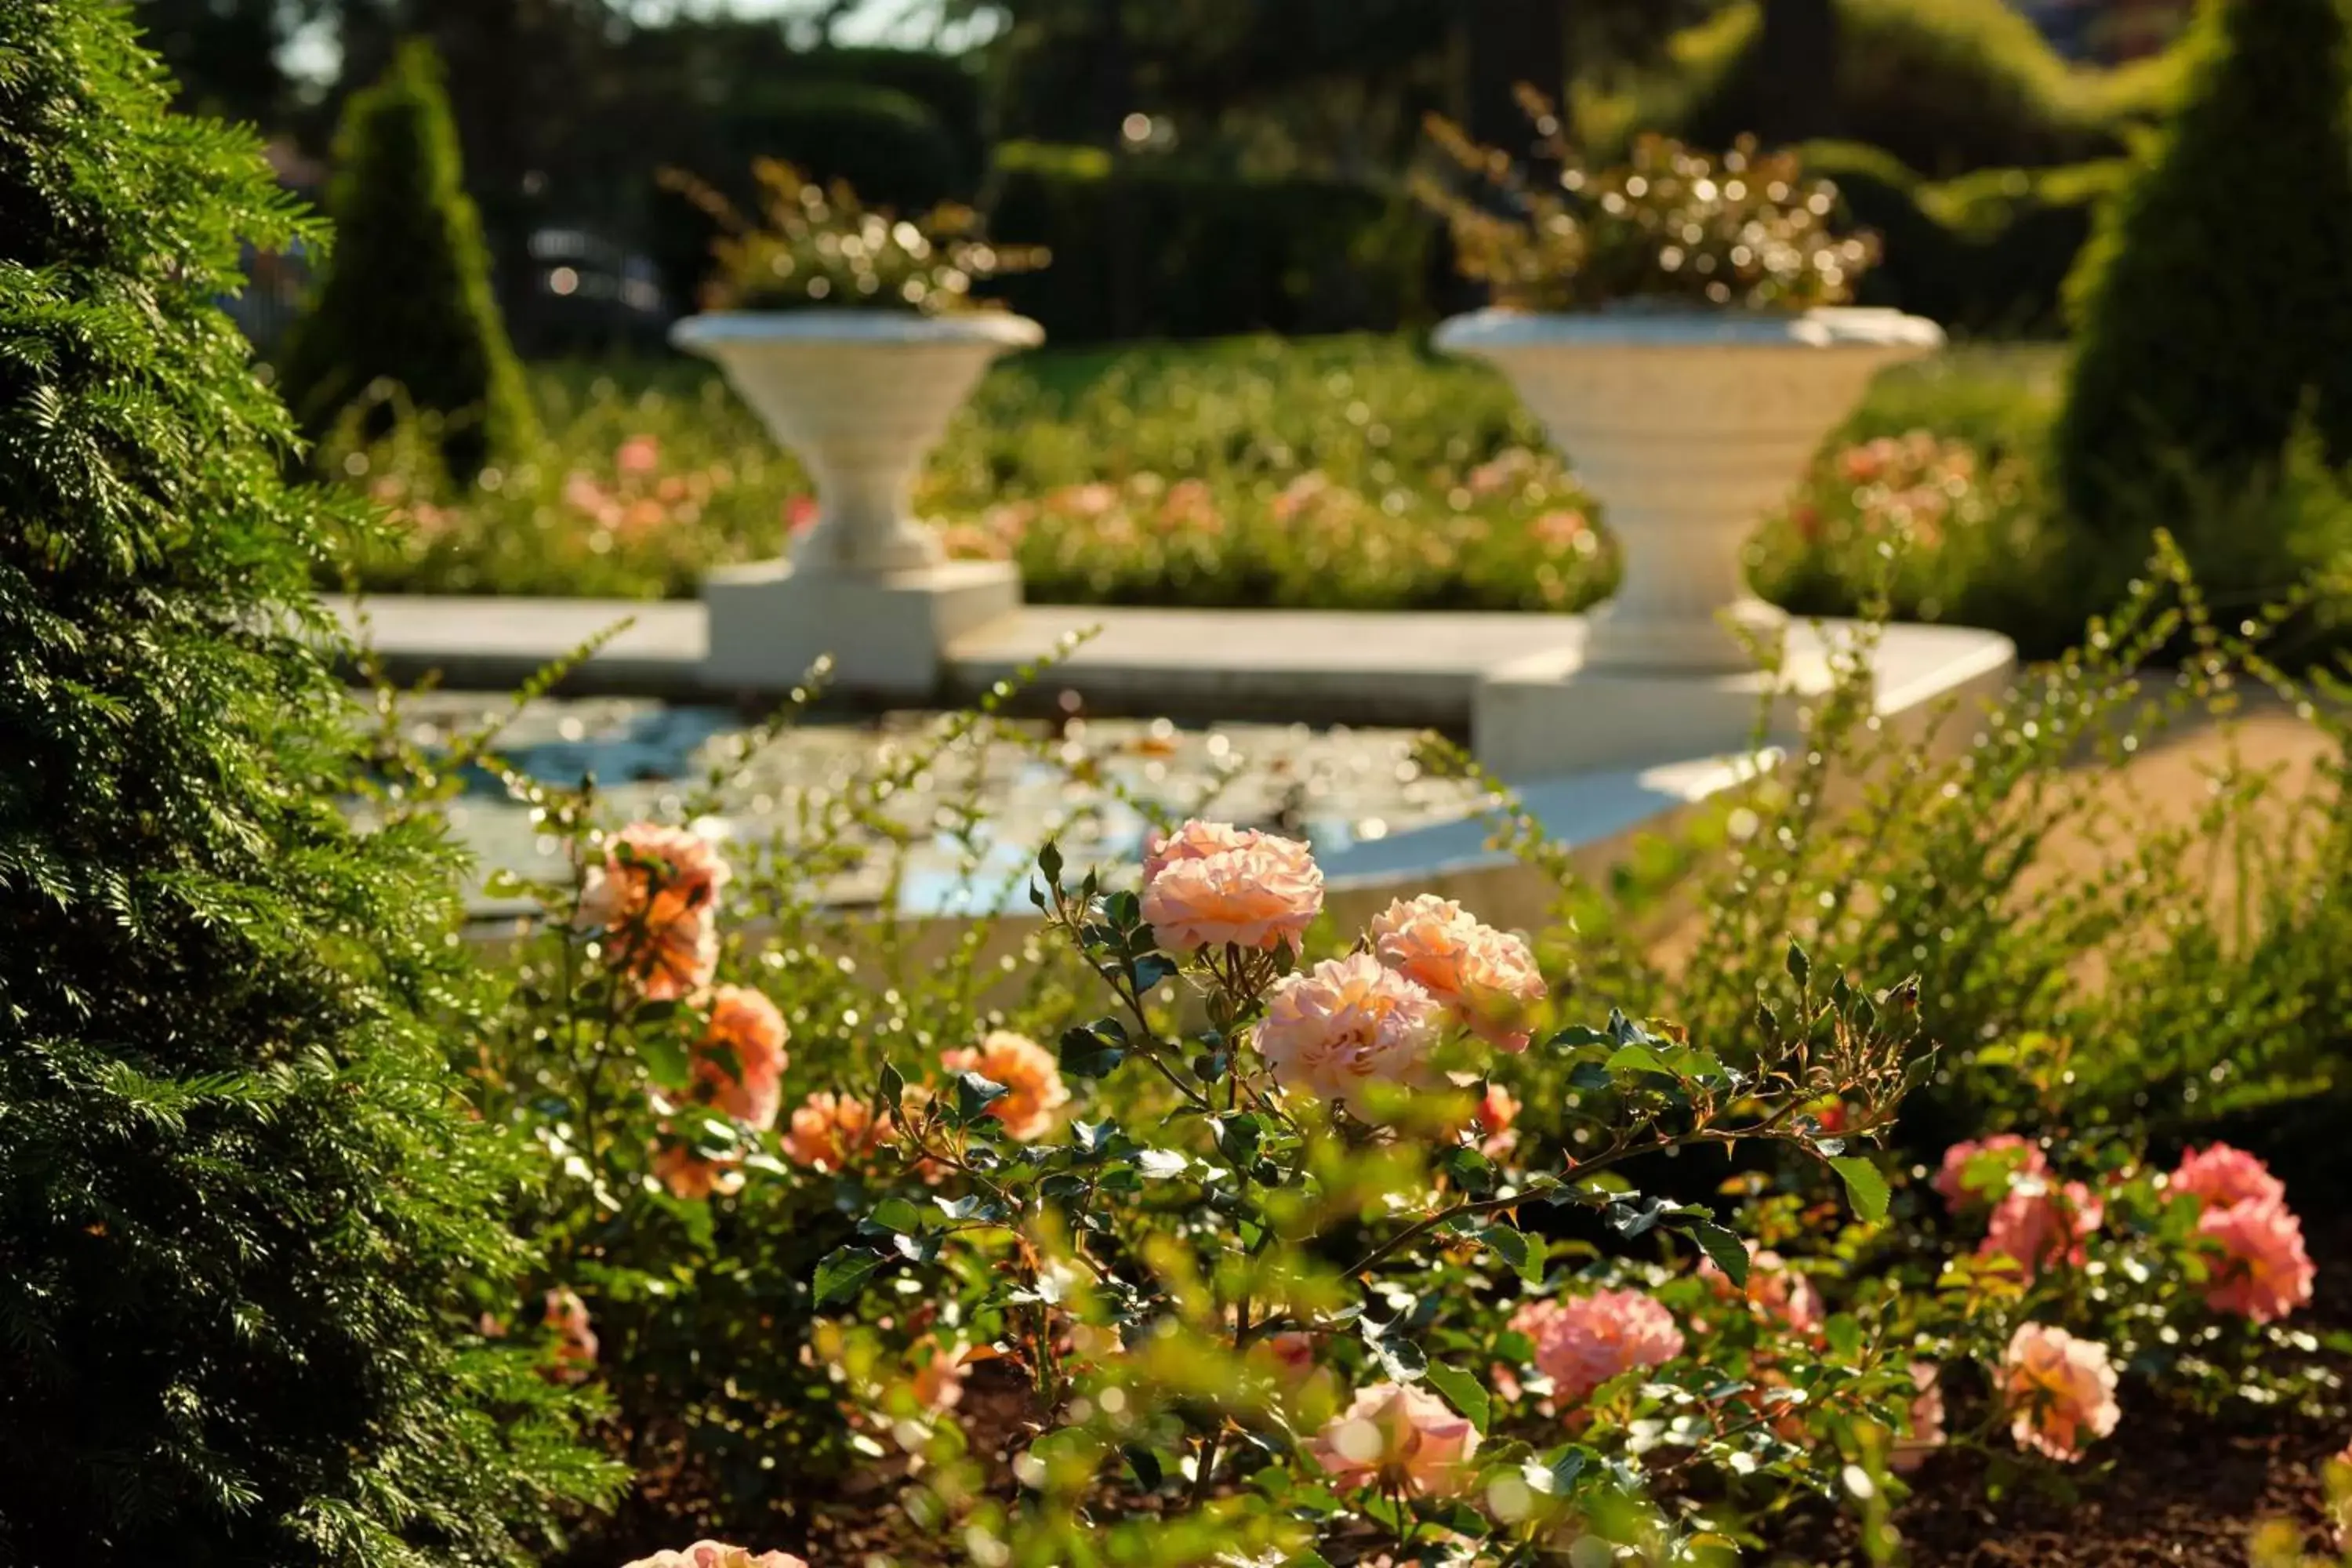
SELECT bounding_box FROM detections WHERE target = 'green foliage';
[1802,140,2129,335]
[2058,0,2352,586]
[278,38,539,482]
[986,141,1434,342]
[0,3,615,1563]
[1642,0,2165,175]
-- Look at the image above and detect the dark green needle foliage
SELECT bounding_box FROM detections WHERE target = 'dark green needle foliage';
[0,4,615,1563]
[277,38,539,482]
[2058,0,2352,565]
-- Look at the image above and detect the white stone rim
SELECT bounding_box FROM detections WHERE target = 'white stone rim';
[670,307,1044,353]
[1432,306,1945,354]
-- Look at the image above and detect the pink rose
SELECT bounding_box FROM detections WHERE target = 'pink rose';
[616,434,661,474]
[1697,1241,1824,1334]
[577,823,728,1001]
[2000,1323,2120,1463]
[1979,1178,2103,1279]
[1471,1083,1520,1159]
[1256,953,1444,1121]
[940,1031,1070,1142]
[1368,895,1546,1052]
[1510,1289,1685,1406]
[1931,1134,2048,1210]
[1142,818,1264,883]
[692,985,789,1131]
[623,1544,807,1568]
[1309,1382,1479,1498]
[1891,1361,1945,1474]
[2198,1199,2314,1323]
[781,1091,891,1171]
[1140,821,1323,953]
[543,1288,597,1381]
[2172,1142,2288,1214]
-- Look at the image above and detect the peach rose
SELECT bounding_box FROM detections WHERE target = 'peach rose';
[1979,1178,2102,1279]
[652,1137,744,1201]
[909,1338,971,1413]
[1510,1289,1685,1406]
[1309,1381,1479,1498]
[2172,1142,2288,1214]
[1368,895,1546,1052]
[941,1031,1069,1142]
[543,1288,597,1381]
[691,985,788,1131]
[1891,1361,1946,1474]
[2199,1199,2315,1323]
[2000,1322,2120,1462]
[578,823,728,1001]
[1697,1241,1824,1334]
[781,1091,891,1171]
[622,1545,807,1568]
[1256,953,1445,1121]
[1931,1134,2048,1210]
[1471,1083,1520,1159]
[1140,821,1323,953]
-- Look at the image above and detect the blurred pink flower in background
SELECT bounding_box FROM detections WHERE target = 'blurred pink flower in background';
[576,823,728,1001]
[2172,1142,2288,1214]
[623,1544,806,1568]
[1932,1134,2049,1210]
[2199,1199,2315,1323]
[2001,1323,2120,1462]
[1511,1288,1685,1406]
[1892,1362,1946,1473]
[784,495,820,537]
[940,1031,1069,1142]
[782,1091,891,1171]
[616,433,662,474]
[692,985,789,1131]
[1697,1242,1824,1334]
[543,1287,597,1381]
[1980,1178,2103,1279]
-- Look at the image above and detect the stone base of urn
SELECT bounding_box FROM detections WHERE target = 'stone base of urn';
[1471,619,2018,780]
[702,557,1022,701]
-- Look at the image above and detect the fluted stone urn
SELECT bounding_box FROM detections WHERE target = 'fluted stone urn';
[1436,307,1946,674]
[673,309,1044,698]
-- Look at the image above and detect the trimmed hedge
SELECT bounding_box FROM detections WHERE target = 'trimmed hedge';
[278,39,538,480]
[1634,0,2173,176]
[2060,0,2352,554]
[1805,140,2128,335]
[984,143,1435,343]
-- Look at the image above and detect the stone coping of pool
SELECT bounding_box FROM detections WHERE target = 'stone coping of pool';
[331,593,2014,743]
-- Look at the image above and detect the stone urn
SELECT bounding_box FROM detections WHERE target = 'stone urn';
[1435,307,1946,673]
[671,308,1044,697]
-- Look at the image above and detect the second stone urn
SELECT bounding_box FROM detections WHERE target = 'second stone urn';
[1436,306,1946,674]
[672,308,1044,698]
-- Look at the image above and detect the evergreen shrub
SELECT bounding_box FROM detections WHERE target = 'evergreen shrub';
[278,38,539,482]
[2058,0,2352,581]
[0,5,615,1561]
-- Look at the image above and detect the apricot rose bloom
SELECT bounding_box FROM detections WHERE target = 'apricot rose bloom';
[1368,895,1546,1052]
[1257,953,1445,1121]
[692,985,789,1131]
[1309,1381,1479,1498]
[622,1546,807,1568]
[2198,1199,2315,1323]
[1698,1241,1824,1334]
[652,1138,745,1201]
[1891,1361,1947,1474]
[1510,1288,1685,1406]
[1140,819,1323,953]
[1979,1178,2103,1279]
[2172,1142,2288,1213]
[2000,1322,2120,1462]
[941,1031,1069,1142]
[578,823,728,1001]
[782,1091,891,1171]
[1931,1134,2048,1210]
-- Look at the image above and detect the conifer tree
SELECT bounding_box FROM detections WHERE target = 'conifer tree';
[0,4,612,1561]
[2058,0,2352,550]
[278,38,540,481]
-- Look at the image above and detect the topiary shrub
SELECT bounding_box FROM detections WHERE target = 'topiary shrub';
[2056,0,2352,568]
[277,38,538,482]
[1643,0,2158,176]
[0,5,616,1563]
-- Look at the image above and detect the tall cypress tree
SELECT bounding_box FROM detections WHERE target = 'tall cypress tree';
[2057,0,2352,551]
[278,38,539,482]
[0,4,613,1562]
